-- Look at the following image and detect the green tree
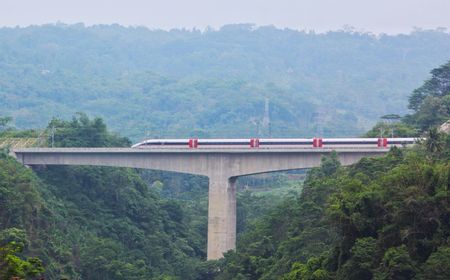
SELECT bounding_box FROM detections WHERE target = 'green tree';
[415,246,450,280]
[337,237,379,280]
[48,113,130,148]
[320,151,341,177]
[0,228,45,279]
[284,257,331,280]
[407,61,450,130]
[423,128,445,155]
[374,246,416,280]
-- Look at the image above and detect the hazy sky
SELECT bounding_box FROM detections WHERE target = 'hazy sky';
[1,0,449,34]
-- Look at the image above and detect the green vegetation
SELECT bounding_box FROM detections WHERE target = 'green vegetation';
[364,121,417,138]
[0,115,211,279]
[406,61,450,130]
[367,61,450,138]
[215,131,450,280]
[1,24,450,138]
[213,61,450,280]
[0,228,45,279]
[48,113,131,147]
[1,112,296,279]
[0,117,38,139]
[1,25,450,279]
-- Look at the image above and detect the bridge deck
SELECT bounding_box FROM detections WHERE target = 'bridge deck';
[14,147,391,154]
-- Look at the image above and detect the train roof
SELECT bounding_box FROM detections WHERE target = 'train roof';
[132,137,419,147]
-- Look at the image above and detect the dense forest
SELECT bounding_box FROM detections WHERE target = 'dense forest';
[1,113,296,279]
[1,26,450,279]
[212,62,450,279]
[216,137,450,280]
[2,124,449,279]
[1,24,450,139]
[0,115,210,279]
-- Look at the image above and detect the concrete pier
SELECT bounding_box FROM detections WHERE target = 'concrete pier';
[207,175,237,259]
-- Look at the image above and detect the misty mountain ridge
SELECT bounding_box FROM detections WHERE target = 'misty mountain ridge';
[1,23,450,139]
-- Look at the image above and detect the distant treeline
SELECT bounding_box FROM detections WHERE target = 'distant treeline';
[1,24,450,139]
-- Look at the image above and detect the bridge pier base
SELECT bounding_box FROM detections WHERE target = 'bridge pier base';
[207,174,237,260]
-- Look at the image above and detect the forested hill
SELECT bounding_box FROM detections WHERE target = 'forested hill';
[0,116,210,279]
[1,24,450,139]
[215,58,450,280]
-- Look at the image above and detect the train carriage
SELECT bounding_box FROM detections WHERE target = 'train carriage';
[132,137,418,149]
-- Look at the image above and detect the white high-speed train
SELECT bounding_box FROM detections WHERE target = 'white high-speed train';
[131,138,418,149]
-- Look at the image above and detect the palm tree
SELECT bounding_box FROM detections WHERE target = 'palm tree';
[424,128,444,155]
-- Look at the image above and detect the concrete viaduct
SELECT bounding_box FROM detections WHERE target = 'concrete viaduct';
[13,147,388,260]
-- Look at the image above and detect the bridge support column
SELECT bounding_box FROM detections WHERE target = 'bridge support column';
[207,174,237,260]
